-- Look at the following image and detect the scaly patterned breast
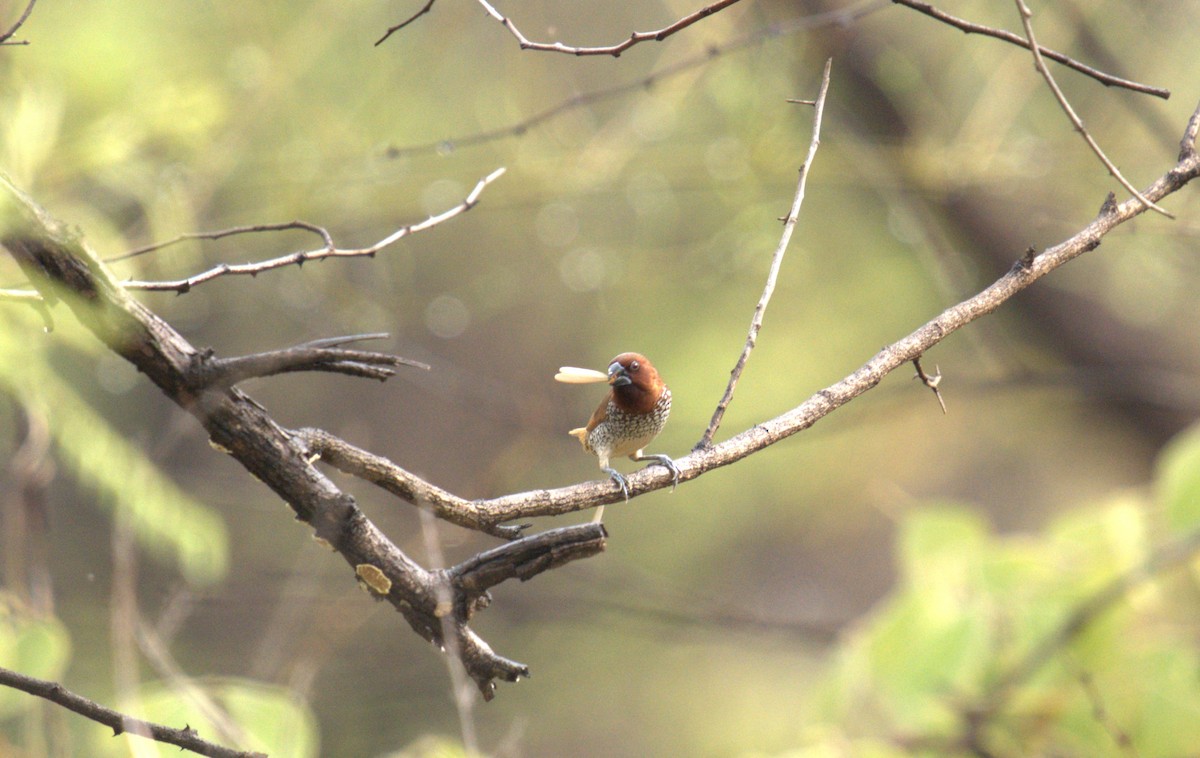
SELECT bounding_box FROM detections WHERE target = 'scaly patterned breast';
[584,388,671,459]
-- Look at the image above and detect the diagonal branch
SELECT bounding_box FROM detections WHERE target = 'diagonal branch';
[298,102,1199,528]
[375,0,438,46]
[0,666,262,758]
[893,0,1170,98]
[1013,0,1172,218]
[470,0,742,57]
[0,0,37,45]
[696,58,832,450]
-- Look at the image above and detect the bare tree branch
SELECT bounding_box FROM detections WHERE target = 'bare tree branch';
[0,0,37,46]
[0,170,596,700]
[384,1,887,159]
[893,0,1170,98]
[375,0,438,46]
[697,59,832,450]
[316,100,1200,525]
[0,666,263,758]
[468,0,742,57]
[188,333,430,389]
[297,427,527,540]
[1013,0,1172,218]
[106,220,335,264]
[115,168,505,293]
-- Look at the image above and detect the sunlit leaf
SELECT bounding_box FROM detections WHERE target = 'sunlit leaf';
[1157,421,1200,533]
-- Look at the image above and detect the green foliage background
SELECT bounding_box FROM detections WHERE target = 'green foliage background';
[2,0,1200,755]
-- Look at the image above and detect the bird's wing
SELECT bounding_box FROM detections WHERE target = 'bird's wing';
[582,394,610,433]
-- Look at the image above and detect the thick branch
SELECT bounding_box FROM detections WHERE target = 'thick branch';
[0,666,262,758]
[0,170,579,700]
[297,427,527,539]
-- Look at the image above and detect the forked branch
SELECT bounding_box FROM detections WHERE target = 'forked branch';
[0,169,594,702]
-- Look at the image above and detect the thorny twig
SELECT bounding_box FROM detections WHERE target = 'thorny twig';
[1013,0,1172,218]
[119,168,506,292]
[696,59,832,450]
[471,0,742,57]
[912,356,947,414]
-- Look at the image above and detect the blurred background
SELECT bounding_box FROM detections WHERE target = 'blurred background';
[3,0,1200,755]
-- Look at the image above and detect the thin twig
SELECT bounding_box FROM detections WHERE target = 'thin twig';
[384,2,887,158]
[696,58,832,450]
[912,356,947,414]
[892,0,1169,99]
[1074,667,1140,757]
[0,0,37,45]
[418,510,480,755]
[0,666,263,758]
[115,168,505,292]
[1013,0,1172,218]
[106,221,335,264]
[375,0,438,46]
[473,0,743,57]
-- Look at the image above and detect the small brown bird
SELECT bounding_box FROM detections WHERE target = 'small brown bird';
[556,352,680,515]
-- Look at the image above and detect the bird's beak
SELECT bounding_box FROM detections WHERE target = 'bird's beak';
[607,361,631,387]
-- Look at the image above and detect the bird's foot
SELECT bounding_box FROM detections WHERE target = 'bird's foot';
[635,453,680,492]
[602,467,631,502]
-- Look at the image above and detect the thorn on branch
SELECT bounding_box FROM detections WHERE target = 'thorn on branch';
[912,356,947,414]
[1017,245,1039,272]
[1098,191,1118,217]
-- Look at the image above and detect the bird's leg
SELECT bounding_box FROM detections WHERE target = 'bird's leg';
[631,451,680,492]
[601,467,631,502]
[592,452,628,523]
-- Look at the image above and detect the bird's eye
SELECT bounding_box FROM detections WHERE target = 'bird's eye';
[629,360,640,372]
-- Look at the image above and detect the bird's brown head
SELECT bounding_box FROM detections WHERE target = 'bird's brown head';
[607,352,665,414]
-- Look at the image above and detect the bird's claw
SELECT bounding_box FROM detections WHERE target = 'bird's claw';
[638,454,680,492]
[602,467,631,502]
